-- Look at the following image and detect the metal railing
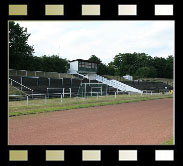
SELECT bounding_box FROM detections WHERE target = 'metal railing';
[47,88,72,98]
[96,75,142,93]
[9,78,34,94]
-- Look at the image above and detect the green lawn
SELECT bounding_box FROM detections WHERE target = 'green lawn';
[9,93,173,117]
[162,138,174,145]
[9,85,25,95]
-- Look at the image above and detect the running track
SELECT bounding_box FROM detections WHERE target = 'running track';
[9,98,173,145]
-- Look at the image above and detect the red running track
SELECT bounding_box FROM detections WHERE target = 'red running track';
[9,98,173,145]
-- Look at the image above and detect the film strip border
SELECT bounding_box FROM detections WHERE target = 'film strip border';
[8,4,174,16]
[8,149,175,162]
[5,0,176,19]
[2,0,179,166]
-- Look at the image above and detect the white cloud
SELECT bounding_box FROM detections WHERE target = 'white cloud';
[16,21,174,64]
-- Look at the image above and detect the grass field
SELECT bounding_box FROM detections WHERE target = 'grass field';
[9,85,25,95]
[162,138,174,145]
[9,93,173,117]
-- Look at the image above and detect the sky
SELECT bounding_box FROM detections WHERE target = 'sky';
[16,21,174,64]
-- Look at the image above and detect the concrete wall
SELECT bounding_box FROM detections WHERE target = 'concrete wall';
[87,73,97,80]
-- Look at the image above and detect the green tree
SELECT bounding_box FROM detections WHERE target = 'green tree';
[113,53,149,76]
[135,67,151,78]
[164,55,173,78]
[106,62,115,76]
[88,55,102,64]
[152,57,167,78]
[97,63,108,75]
[41,55,69,73]
[9,21,34,69]
[148,66,157,78]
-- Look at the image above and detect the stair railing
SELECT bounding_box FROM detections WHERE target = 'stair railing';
[96,75,143,93]
[9,78,34,94]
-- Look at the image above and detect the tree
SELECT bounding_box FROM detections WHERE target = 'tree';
[148,66,157,78]
[164,55,173,78]
[152,57,167,78]
[113,53,149,76]
[135,67,151,78]
[97,63,108,75]
[41,55,69,73]
[9,21,34,69]
[106,62,115,76]
[88,55,102,64]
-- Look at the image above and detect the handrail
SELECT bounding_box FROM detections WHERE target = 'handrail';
[9,78,34,92]
[96,75,142,93]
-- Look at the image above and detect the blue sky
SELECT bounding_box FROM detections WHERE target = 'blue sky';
[16,21,174,64]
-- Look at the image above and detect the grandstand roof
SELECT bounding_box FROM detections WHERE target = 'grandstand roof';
[69,59,100,64]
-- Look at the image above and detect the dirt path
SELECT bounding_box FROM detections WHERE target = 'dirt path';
[9,98,173,145]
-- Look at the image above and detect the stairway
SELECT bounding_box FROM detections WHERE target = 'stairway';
[72,72,142,93]
[96,75,142,93]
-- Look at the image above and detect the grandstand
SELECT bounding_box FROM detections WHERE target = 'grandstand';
[120,80,173,93]
[9,59,173,100]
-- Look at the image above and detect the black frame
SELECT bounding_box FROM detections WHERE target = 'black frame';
[0,0,181,166]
